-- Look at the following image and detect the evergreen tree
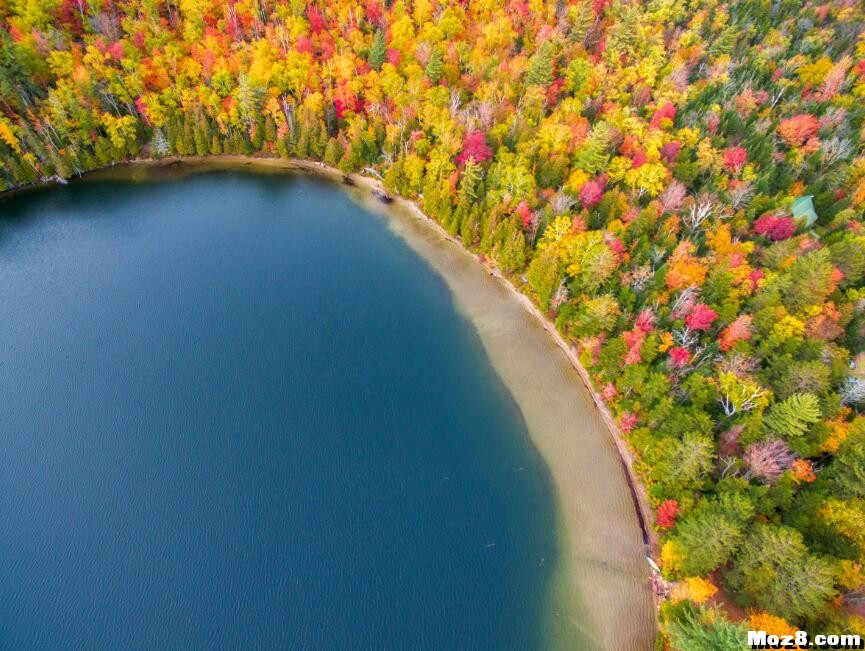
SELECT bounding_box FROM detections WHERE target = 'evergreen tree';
[527,248,561,307]
[425,47,444,84]
[726,525,835,621]
[209,133,222,155]
[525,41,554,86]
[665,607,748,651]
[763,393,821,439]
[151,128,169,157]
[369,29,387,71]
[193,115,210,156]
[574,122,611,174]
[324,137,343,167]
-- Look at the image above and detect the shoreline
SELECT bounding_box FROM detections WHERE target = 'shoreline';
[176,154,657,549]
[4,155,658,649]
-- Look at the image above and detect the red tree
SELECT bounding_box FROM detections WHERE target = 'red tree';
[723,146,747,173]
[669,346,691,367]
[580,174,606,207]
[685,304,717,331]
[754,213,795,240]
[656,499,679,529]
[456,131,493,166]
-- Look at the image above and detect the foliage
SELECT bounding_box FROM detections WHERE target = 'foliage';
[726,525,836,621]
[664,606,748,651]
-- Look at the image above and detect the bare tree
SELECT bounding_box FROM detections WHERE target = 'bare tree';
[744,439,796,484]
[719,381,768,417]
[550,189,576,215]
[671,285,699,319]
[683,194,715,234]
[840,376,865,406]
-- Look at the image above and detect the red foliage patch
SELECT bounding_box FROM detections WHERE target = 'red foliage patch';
[580,174,606,207]
[669,346,691,367]
[456,131,493,166]
[754,213,795,240]
[656,499,679,529]
[685,303,717,331]
[723,146,747,173]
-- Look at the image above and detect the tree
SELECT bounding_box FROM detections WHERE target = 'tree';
[369,29,387,71]
[826,442,865,499]
[665,607,748,651]
[456,131,492,166]
[425,47,444,84]
[763,393,821,439]
[657,499,679,529]
[564,231,616,294]
[744,439,796,484]
[777,114,820,147]
[727,525,836,621]
[525,41,554,86]
[718,373,769,416]
[672,508,744,576]
[573,122,611,175]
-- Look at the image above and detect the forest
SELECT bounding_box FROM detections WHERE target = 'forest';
[1,0,865,646]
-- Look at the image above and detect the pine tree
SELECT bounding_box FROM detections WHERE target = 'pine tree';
[574,121,611,174]
[458,160,482,203]
[763,393,821,439]
[425,47,444,84]
[324,104,339,137]
[709,26,738,57]
[525,41,554,86]
[209,133,222,155]
[567,1,594,45]
[460,203,481,247]
[324,137,343,167]
[264,115,277,144]
[527,248,561,307]
[193,114,210,155]
[369,29,387,71]
[496,218,528,273]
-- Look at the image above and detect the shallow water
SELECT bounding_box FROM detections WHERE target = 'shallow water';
[0,172,562,649]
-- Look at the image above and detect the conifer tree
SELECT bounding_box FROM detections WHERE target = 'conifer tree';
[574,122,611,175]
[425,47,444,84]
[369,29,387,71]
[525,41,554,86]
[763,393,821,439]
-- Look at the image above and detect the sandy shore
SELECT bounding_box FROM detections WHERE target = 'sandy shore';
[17,155,658,650]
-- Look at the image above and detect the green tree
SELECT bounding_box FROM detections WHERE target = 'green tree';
[525,41,554,86]
[672,507,744,576]
[527,248,561,308]
[665,606,748,651]
[573,121,611,175]
[826,442,865,499]
[425,47,444,84]
[369,29,387,71]
[784,249,835,313]
[726,525,836,621]
[763,393,821,439]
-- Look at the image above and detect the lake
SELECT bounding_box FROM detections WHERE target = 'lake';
[0,169,565,649]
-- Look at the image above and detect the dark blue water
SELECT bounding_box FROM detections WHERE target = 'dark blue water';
[0,170,559,649]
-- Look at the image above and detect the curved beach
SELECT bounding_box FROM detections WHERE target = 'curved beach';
[62,156,657,650]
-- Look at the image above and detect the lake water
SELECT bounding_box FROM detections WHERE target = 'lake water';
[0,170,564,649]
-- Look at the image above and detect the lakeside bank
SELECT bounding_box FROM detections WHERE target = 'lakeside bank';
[13,155,657,650]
